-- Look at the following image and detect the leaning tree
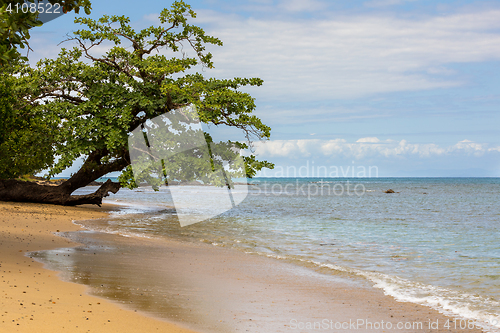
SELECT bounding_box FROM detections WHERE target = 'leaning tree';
[0,1,272,205]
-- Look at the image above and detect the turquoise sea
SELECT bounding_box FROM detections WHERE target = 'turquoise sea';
[33,177,500,332]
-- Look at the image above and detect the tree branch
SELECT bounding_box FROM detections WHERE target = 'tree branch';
[63,179,121,206]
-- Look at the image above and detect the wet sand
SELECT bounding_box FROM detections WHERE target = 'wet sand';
[0,201,195,333]
[34,223,486,332]
[0,201,487,332]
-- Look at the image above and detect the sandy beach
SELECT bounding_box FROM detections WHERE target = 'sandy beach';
[0,201,195,333]
[0,201,487,332]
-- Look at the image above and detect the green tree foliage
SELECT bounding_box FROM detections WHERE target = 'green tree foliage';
[0,0,91,64]
[0,1,272,205]
[0,60,56,179]
[0,0,91,181]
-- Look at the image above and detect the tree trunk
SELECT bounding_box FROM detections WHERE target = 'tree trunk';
[0,149,129,206]
[0,178,120,206]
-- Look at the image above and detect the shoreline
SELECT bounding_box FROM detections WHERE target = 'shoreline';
[0,201,489,332]
[0,201,196,333]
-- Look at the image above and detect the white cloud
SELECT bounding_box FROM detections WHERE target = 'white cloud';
[29,5,500,104]
[356,137,380,143]
[142,13,159,22]
[254,138,494,159]
[319,139,348,156]
[426,67,457,76]
[254,139,320,157]
[278,0,328,12]
[365,0,418,8]
[450,139,486,156]
[192,8,500,101]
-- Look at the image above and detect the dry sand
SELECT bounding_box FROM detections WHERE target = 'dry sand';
[0,201,487,333]
[0,201,195,333]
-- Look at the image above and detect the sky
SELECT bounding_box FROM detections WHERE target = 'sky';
[28,0,500,177]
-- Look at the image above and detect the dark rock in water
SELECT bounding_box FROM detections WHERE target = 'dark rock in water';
[88,181,104,186]
[384,189,395,193]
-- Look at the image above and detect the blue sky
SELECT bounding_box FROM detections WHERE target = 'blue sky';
[29,0,500,177]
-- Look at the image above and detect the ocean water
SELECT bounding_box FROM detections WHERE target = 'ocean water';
[36,178,500,331]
